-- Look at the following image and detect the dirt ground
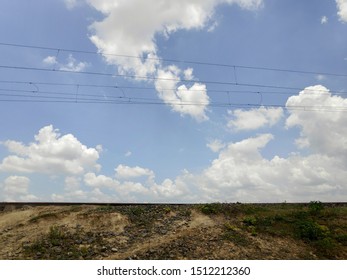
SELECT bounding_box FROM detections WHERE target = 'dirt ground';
[0,204,345,260]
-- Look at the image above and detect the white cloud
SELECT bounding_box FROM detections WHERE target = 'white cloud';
[125,151,132,157]
[86,0,263,74]
[3,176,30,195]
[1,176,38,202]
[70,82,347,202]
[206,139,226,152]
[184,68,194,80]
[336,0,347,22]
[286,85,347,156]
[83,170,192,202]
[155,66,210,121]
[115,164,155,180]
[190,136,346,202]
[84,172,120,189]
[150,177,191,199]
[43,54,89,72]
[59,54,89,72]
[0,125,101,175]
[84,172,151,201]
[85,0,263,121]
[181,85,347,202]
[228,106,284,131]
[5,83,346,202]
[43,56,57,65]
[321,16,328,24]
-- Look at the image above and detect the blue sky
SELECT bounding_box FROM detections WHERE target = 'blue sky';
[0,0,346,202]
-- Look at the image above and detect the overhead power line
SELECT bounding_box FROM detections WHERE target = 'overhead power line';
[1,42,346,78]
[1,97,347,113]
[1,79,346,96]
[1,65,345,95]
[1,88,347,113]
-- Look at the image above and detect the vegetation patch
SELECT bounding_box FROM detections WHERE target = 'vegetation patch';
[223,223,250,246]
[1,203,345,260]
[22,225,107,260]
[29,212,59,223]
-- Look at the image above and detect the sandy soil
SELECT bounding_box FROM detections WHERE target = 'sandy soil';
[0,204,342,260]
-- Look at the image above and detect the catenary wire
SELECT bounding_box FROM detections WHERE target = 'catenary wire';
[1,42,347,77]
[0,79,346,96]
[1,64,345,95]
[1,88,347,112]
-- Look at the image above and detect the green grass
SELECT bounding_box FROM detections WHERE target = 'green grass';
[200,202,347,259]
[223,223,250,246]
[23,225,106,260]
[29,212,59,223]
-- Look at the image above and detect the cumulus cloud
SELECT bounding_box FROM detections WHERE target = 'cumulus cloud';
[206,139,226,152]
[336,0,347,22]
[3,84,346,202]
[43,56,57,65]
[228,106,284,131]
[43,54,89,72]
[1,176,38,201]
[115,164,155,180]
[4,83,345,202]
[87,0,263,72]
[0,125,101,175]
[80,106,347,202]
[286,85,347,156]
[181,85,347,202]
[84,172,151,201]
[83,170,192,202]
[84,0,263,121]
[84,173,120,189]
[155,66,210,121]
[3,176,30,195]
[191,136,346,202]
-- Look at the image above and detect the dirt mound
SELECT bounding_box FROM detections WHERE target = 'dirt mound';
[0,203,346,259]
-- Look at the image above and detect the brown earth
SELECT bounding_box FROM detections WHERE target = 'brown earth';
[0,204,345,260]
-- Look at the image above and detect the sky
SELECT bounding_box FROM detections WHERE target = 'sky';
[0,0,346,203]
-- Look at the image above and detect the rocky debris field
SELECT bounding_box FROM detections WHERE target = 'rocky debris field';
[0,203,346,260]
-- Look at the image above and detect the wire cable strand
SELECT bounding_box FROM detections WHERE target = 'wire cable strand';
[1,42,346,77]
[1,65,345,95]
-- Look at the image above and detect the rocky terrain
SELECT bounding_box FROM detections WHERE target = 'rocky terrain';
[0,203,346,260]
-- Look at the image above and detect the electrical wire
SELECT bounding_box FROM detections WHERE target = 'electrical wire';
[1,42,346,112]
[1,65,345,96]
[1,88,347,112]
[1,42,346,77]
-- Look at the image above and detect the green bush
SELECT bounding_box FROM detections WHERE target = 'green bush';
[223,223,249,246]
[308,201,324,215]
[242,216,257,226]
[297,220,330,241]
[200,203,222,215]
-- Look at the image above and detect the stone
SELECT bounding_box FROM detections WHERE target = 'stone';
[101,246,107,252]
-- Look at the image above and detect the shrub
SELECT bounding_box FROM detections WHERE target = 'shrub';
[242,216,257,226]
[223,223,249,246]
[308,201,324,215]
[297,220,330,241]
[200,203,222,215]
